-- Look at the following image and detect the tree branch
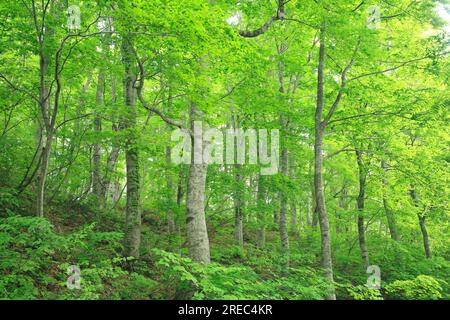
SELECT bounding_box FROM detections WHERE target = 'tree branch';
[126,38,190,133]
[238,0,286,37]
[348,55,435,82]
[322,39,360,126]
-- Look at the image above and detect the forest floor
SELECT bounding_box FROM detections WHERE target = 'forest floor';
[5,199,440,300]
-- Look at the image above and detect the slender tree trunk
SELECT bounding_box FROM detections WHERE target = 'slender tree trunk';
[35,12,51,217]
[336,184,349,233]
[306,160,313,227]
[256,174,267,248]
[186,103,210,264]
[279,146,289,252]
[111,178,122,204]
[290,199,297,230]
[102,75,121,205]
[228,83,244,248]
[229,104,244,247]
[306,192,312,226]
[36,133,52,217]
[310,162,319,229]
[176,167,184,206]
[104,145,120,203]
[409,187,431,258]
[277,37,289,254]
[166,145,176,234]
[381,160,399,241]
[122,36,141,259]
[356,149,369,269]
[418,215,431,258]
[289,158,299,237]
[93,71,104,207]
[274,208,279,225]
[314,24,336,300]
[176,128,209,303]
[165,85,176,234]
[234,164,244,247]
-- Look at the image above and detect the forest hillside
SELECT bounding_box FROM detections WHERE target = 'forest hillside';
[0,0,449,300]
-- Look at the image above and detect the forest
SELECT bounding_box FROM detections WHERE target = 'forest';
[0,0,448,301]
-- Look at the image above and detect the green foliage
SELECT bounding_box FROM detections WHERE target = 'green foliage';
[0,188,18,216]
[153,249,329,300]
[0,216,155,300]
[346,285,384,300]
[385,275,445,300]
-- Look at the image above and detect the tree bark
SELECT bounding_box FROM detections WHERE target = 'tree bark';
[102,75,121,206]
[418,215,431,259]
[279,146,290,252]
[176,167,184,206]
[355,149,369,269]
[36,134,52,217]
[314,24,336,300]
[166,84,176,234]
[92,71,104,207]
[234,164,244,247]
[409,187,431,258]
[277,35,289,255]
[186,103,210,264]
[122,36,141,259]
[381,160,399,241]
[230,106,244,247]
[289,158,299,237]
[306,192,312,226]
[256,174,266,248]
[35,3,52,217]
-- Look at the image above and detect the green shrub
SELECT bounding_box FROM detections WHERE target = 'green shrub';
[385,275,444,300]
[153,249,330,300]
[347,285,384,300]
[0,215,155,300]
[0,188,18,216]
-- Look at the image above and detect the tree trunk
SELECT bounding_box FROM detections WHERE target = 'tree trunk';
[93,71,104,207]
[355,149,369,269]
[289,158,299,237]
[176,167,184,206]
[314,24,336,300]
[381,160,399,241]
[306,192,312,226]
[35,12,52,217]
[279,146,289,252]
[234,164,244,247]
[306,160,313,227]
[277,38,289,254]
[409,187,431,258]
[336,183,349,233]
[186,164,210,263]
[36,133,52,217]
[102,75,121,206]
[122,36,141,259]
[309,160,318,228]
[186,103,210,264]
[274,208,279,225]
[166,85,176,234]
[166,145,176,234]
[257,174,266,248]
[418,215,431,259]
[229,83,244,248]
